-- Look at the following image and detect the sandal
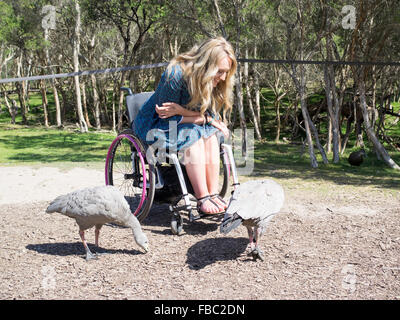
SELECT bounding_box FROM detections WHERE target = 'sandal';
[210,194,228,210]
[197,195,224,215]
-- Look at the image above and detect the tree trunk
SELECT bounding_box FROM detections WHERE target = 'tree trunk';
[91,74,101,129]
[340,114,353,154]
[288,62,322,168]
[117,71,127,132]
[358,77,399,170]
[299,89,318,168]
[212,0,227,38]
[40,80,49,127]
[270,65,286,143]
[88,35,101,129]
[234,67,247,157]
[307,107,329,165]
[3,91,16,124]
[81,81,92,128]
[252,47,261,133]
[16,52,27,124]
[354,95,364,148]
[324,64,339,162]
[53,84,62,127]
[73,0,88,133]
[233,1,247,157]
[112,88,117,132]
[323,16,341,162]
[244,46,261,140]
[44,28,62,127]
[274,98,281,143]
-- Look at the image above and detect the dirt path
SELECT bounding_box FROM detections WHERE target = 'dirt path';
[0,166,399,300]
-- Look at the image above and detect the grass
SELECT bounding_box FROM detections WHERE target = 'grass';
[0,123,116,170]
[251,140,400,191]
[0,91,117,170]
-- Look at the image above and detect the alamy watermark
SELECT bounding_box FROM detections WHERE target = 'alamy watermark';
[341,264,357,293]
[41,5,56,30]
[41,265,56,290]
[341,5,356,30]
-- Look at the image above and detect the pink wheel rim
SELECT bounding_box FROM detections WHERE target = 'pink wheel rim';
[105,134,147,216]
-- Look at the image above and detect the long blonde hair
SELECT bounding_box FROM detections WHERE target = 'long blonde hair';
[167,37,237,119]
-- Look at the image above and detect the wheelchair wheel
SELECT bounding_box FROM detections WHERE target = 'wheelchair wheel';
[171,212,183,235]
[105,129,155,222]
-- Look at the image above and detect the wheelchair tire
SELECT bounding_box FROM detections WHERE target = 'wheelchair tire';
[105,129,155,222]
[171,213,183,235]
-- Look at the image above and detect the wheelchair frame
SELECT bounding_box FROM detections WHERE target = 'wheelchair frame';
[105,88,239,235]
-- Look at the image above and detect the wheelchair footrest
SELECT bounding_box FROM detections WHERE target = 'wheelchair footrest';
[168,194,217,223]
[169,203,203,222]
[189,211,205,222]
[168,204,192,213]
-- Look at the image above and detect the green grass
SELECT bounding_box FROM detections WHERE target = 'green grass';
[0,123,116,169]
[0,93,45,125]
[0,91,117,169]
[250,140,400,191]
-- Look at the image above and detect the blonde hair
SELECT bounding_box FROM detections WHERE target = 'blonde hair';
[167,37,237,119]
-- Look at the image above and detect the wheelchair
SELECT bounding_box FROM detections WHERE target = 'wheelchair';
[105,88,239,235]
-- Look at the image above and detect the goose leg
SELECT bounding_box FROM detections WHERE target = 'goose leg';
[79,230,97,261]
[252,227,264,261]
[246,226,255,251]
[95,225,101,247]
[94,225,108,256]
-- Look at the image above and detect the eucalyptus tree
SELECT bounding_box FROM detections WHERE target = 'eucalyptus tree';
[273,0,328,168]
[347,0,400,170]
[82,0,164,131]
[0,0,48,124]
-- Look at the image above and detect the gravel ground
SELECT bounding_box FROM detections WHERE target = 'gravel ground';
[0,166,399,300]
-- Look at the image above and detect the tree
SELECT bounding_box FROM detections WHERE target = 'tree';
[42,7,62,128]
[275,0,328,168]
[0,0,51,125]
[83,0,162,131]
[347,0,400,170]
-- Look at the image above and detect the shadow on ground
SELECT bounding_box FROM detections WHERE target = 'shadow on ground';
[26,242,143,260]
[185,237,248,270]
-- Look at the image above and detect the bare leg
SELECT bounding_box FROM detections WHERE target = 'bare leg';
[204,134,220,194]
[79,230,97,261]
[203,134,227,210]
[184,138,220,214]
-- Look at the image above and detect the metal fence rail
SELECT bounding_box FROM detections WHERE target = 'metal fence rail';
[0,59,399,85]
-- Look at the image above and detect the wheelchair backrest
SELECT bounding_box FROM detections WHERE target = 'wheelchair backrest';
[126,91,154,126]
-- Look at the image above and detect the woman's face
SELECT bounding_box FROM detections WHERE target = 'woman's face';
[213,55,232,87]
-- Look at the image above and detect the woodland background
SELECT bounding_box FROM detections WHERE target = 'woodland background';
[0,0,399,169]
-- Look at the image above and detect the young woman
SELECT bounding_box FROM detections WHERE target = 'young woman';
[134,37,237,214]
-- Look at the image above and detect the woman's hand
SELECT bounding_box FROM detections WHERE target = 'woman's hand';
[210,119,230,139]
[155,102,184,119]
